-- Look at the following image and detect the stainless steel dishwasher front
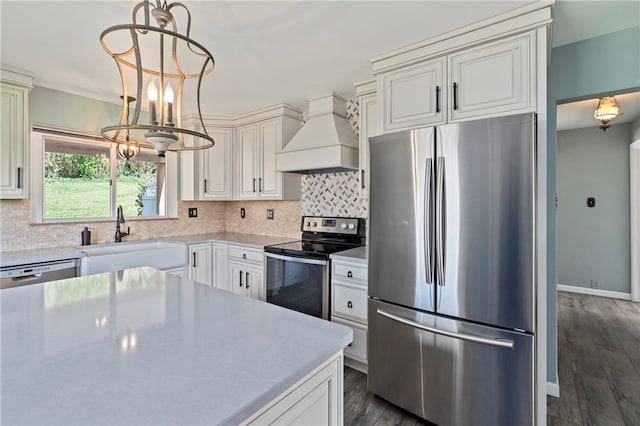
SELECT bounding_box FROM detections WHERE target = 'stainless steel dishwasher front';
[0,259,79,289]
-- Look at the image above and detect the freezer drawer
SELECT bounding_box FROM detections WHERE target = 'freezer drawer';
[368,298,534,426]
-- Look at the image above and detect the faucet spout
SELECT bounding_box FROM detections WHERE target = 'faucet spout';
[115,205,130,242]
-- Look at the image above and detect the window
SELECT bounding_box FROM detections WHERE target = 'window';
[31,129,177,222]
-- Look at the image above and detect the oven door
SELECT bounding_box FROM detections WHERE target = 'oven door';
[264,252,329,319]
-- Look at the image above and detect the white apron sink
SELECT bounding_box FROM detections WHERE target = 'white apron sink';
[77,239,186,275]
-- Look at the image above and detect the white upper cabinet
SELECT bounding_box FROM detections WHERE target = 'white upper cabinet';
[235,112,302,200]
[354,79,378,198]
[1,68,32,199]
[371,3,551,133]
[379,58,445,131]
[377,32,534,133]
[237,118,282,199]
[201,127,233,200]
[448,33,533,121]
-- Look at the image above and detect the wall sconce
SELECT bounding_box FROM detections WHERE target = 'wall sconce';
[594,96,623,131]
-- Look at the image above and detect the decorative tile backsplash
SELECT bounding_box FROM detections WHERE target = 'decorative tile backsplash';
[301,171,368,219]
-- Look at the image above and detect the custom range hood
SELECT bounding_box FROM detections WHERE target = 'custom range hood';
[276,94,358,174]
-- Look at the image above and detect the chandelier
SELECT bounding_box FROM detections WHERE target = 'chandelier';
[100,0,215,156]
[594,96,623,131]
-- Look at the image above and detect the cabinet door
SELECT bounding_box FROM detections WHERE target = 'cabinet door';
[244,264,264,301]
[448,33,533,121]
[236,124,258,199]
[379,58,444,132]
[229,261,247,296]
[1,84,28,199]
[258,118,282,198]
[358,94,377,198]
[189,243,213,285]
[212,243,228,291]
[202,127,233,200]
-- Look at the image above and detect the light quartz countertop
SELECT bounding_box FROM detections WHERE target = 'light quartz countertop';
[167,232,296,249]
[330,246,368,264]
[0,245,84,268]
[0,267,352,425]
[0,233,296,268]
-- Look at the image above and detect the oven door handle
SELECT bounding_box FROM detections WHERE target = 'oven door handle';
[264,252,328,266]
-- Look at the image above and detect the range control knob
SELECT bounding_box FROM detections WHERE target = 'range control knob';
[311,222,317,227]
[340,223,348,229]
[347,223,356,230]
[305,221,311,227]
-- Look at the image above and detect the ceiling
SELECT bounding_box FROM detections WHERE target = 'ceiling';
[1,1,639,120]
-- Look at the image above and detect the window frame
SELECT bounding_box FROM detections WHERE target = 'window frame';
[30,127,177,224]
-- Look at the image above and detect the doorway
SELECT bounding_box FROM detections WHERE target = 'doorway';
[556,91,639,299]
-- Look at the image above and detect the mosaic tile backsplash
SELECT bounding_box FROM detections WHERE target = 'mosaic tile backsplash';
[301,171,368,219]
[1,171,366,252]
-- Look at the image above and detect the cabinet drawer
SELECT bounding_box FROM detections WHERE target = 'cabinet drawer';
[332,262,367,283]
[334,320,367,361]
[333,284,368,322]
[228,246,263,264]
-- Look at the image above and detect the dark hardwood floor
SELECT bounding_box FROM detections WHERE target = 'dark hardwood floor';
[343,292,640,426]
[548,292,640,426]
[343,366,430,425]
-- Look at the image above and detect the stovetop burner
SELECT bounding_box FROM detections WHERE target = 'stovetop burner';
[264,216,366,260]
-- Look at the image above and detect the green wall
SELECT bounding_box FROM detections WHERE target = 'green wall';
[30,86,122,133]
[557,123,631,293]
[547,26,640,384]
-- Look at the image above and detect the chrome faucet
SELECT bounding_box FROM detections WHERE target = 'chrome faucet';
[115,205,130,242]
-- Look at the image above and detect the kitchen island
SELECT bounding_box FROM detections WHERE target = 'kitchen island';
[1,267,352,425]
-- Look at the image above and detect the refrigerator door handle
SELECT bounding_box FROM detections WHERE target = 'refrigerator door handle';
[436,156,446,286]
[376,308,515,349]
[425,158,433,284]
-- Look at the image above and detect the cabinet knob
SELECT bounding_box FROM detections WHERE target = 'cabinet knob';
[242,253,247,260]
[347,301,353,309]
[347,271,353,278]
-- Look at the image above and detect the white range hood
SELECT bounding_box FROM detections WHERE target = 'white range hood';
[276,94,359,174]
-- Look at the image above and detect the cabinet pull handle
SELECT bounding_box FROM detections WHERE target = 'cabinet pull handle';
[242,253,247,260]
[347,301,353,309]
[259,177,262,193]
[245,272,250,289]
[453,82,458,111]
[347,271,353,278]
[347,343,352,347]
[192,252,197,268]
[361,169,365,189]
[253,178,256,193]
[239,270,243,287]
[16,167,22,189]
[204,179,207,193]
[435,86,441,113]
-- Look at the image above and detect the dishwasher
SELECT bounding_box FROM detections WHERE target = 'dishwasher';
[1,259,79,289]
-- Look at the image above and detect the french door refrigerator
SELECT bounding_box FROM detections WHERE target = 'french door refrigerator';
[368,113,536,426]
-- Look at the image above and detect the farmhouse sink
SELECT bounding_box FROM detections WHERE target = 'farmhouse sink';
[77,239,186,276]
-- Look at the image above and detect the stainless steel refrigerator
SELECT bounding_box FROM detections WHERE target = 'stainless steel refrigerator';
[368,113,536,426]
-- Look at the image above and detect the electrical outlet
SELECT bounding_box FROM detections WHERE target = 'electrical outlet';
[240,208,245,219]
[592,281,600,289]
[267,209,274,220]
[188,208,198,218]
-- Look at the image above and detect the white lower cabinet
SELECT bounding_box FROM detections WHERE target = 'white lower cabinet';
[228,245,265,300]
[189,243,213,285]
[188,242,228,289]
[242,352,343,425]
[331,259,368,373]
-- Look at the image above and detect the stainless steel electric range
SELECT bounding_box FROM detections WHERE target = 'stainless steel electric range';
[264,216,366,319]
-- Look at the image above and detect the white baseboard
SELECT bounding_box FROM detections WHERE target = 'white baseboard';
[557,284,631,301]
[547,381,560,398]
